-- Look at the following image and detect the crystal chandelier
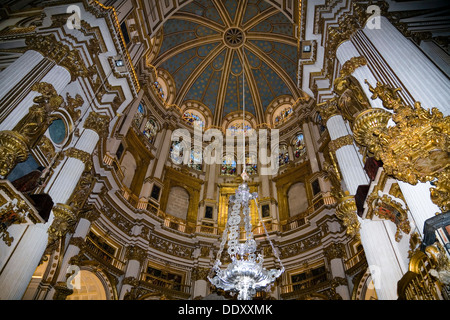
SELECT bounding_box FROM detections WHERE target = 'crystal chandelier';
[207,175,285,300]
[208,49,284,300]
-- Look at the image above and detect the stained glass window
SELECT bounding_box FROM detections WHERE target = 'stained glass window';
[170,140,184,164]
[293,133,306,159]
[245,154,257,175]
[183,111,205,128]
[153,81,164,100]
[221,154,236,175]
[227,121,253,136]
[133,103,145,128]
[188,149,202,171]
[278,144,290,166]
[143,119,158,144]
[274,106,293,126]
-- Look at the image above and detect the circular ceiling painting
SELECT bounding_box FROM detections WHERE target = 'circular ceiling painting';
[149,0,304,125]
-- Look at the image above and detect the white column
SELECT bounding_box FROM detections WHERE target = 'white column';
[0,64,72,131]
[329,258,350,300]
[0,128,99,300]
[0,50,44,101]
[398,181,440,238]
[326,115,369,194]
[302,121,320,173]
[119,260,141,299]
[363,16,450,115]
[358,219,405,300]
[335,40,383,109]
[153,126,172,179]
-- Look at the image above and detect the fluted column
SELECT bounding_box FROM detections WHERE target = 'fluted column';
[302,120,320,173]
[49,209,100,298]
[119,245,147,299]
[358,219,405,300]
[0,112,106,299]
[153,123,173,180]
[0,63,71,131]
[363,16,450,116]
[192,267,210,299]
[326,114,369,194]
[325,243,350,300]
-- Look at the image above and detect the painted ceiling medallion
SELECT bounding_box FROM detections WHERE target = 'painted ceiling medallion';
[224,27,244,48]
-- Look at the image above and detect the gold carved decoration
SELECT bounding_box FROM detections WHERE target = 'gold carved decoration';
[335,196,360,239]
[125,245,147,263]
[47,203,77,245]
[317,98,340,123]
[328,134,354,153]
[0,130,29,178]
[65,93,84,122]
[365,190,411,242]
[83,111,111,137]
[0,82,63,177]
[324,243,346,261]
[26,34,88,81]
[353,81,450,211]
[333,57,371,124]
[64,147,92,164]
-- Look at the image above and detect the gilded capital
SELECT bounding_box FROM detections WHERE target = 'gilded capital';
[0,131,29,178]
[318,98,341,123]
[48,203,77,244]
[125,245,147,263]
[336,196,360,239]
[324,243,346,260]
[328,134,354,153]
[83,111,110,137]
[64,147,92,165]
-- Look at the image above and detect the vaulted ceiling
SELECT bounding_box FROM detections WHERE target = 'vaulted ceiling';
[149,0,304,125]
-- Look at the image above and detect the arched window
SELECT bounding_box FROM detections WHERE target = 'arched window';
[170,140,184,164]
[227,120,253,136]
[143,118,158,144]
[183,110,205,128]
[292,133,306,159]
[221,154,236,175]
[245,154,257,175]
[133,103,145,129]
[273,105,293,126]
[153,81,165,100]
[188,149,202,171]
[278,143,290,166]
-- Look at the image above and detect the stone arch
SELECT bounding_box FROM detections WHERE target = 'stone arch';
[66,269,108,300]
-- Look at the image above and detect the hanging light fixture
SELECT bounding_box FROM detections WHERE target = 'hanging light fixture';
[207,49,284,300]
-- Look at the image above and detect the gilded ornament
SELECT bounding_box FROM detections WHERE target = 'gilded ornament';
[47,203,77,245]
[83,111,111,137]
[365,190,411,242]
[65,93,84,122]
[353,81,450,211]
[0,130,29,178]
[335,196,360,239]
[125,245,147,263]
[328,134,354,153]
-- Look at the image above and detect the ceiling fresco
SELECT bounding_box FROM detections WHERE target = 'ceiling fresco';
[150,0,303,125]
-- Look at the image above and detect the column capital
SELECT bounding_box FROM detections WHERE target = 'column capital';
[48,203,77,245]
[64,147,92,165]
[125,245,147,263]
[328,134,354,153]
[324,242,346,261]
[83,111,110,137]
[318,98,341,123]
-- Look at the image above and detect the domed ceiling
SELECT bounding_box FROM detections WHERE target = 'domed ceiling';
[150,0,304,125]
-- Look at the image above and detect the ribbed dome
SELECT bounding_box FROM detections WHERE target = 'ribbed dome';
[150,0,305,125]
